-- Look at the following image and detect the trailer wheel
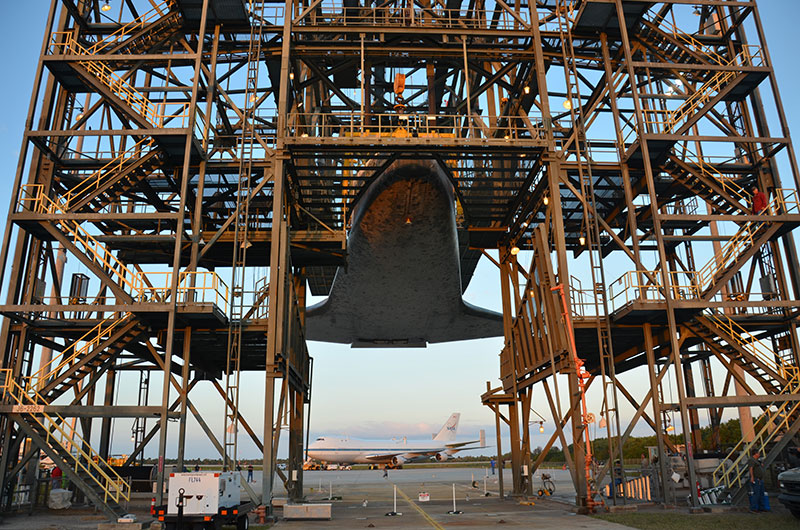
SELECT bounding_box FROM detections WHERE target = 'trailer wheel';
[236,514,250,530]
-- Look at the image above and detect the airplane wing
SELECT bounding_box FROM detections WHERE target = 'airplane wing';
[364,454,400,461]
[365,449,444,461]
[445,439,482,449]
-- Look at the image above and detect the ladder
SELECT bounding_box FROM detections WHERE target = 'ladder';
[131,370,150,465]
[223,0,267,471]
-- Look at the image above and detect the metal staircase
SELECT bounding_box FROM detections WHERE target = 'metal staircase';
[0,370,131,519]
[689,311,790,394]
[665,145,750,215]
[19,186,145,300]
[88,0,182,56]
[685,307,800,503]
[62,138,163,213]
[693,218,779,299]
[50,33,189,129]
[31,315,148,401]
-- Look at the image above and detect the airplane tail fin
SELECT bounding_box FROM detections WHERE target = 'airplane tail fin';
[433,413,460,442]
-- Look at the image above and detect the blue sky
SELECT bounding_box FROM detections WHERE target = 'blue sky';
[0,2,799,460]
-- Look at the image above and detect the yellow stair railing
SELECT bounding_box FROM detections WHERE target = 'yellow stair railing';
[62,137,156,210]
[19,184,143,296]
[27,314,132,394]
[712,372,800,490]
[643,65,736,135]
[0,369,131,504]
[49,33,188,128]
[688,191,798,294]
[703,310,797,381]
[672,144,750,207]
[87,0,177,55]
[646,13,763,68]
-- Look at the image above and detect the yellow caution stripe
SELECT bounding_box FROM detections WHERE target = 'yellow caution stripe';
[393,483,446,530]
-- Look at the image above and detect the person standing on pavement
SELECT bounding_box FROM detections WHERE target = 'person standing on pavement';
[748,450,769,512]
[247,463,254,483]
[51,466,62,489]
[490,458,496,475]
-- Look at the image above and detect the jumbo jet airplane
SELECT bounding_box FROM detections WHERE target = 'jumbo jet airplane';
[306,413,486,466]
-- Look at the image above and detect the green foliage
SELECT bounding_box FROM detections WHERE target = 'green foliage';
[531,418,745,463]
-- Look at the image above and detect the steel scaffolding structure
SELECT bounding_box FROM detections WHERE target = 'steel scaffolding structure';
[0,0,798,518]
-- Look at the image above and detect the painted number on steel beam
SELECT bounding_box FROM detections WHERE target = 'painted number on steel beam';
[12,405,44,413]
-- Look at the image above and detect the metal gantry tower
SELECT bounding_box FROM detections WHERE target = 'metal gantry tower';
[0,0,798,518]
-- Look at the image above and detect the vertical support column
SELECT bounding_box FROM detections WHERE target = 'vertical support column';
[263,0,296,513]
[547,160,586,506]
[264,157,288,513]
[288,386,305,502]
[613,0,700,507]
[98,369,116,459]
[683,359,702,451]
[176,327,192,469]
[156,0,209,504]
[644,323,669,503]
[498,251,523,496]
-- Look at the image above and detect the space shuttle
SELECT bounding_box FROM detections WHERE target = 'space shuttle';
[305,158,503,346]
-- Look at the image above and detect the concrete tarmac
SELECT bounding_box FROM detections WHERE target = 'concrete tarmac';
[0,467,631,529]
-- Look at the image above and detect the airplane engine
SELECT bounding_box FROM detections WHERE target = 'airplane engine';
[391,456,408,467]
[435,453,449,462]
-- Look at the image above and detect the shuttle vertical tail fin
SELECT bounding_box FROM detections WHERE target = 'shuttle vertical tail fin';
[433,413,460,442]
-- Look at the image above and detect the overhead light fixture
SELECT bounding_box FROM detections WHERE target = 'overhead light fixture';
[510,246,520,255]
[666,425,675,432]
[539,422,545,434]
[289,72,295,80]
[523,85,530,95]
[504,134,510,140]
[579,235,586,246]
[693,6,701,16]
[563,99,572,110]
[300,132,309,138]
[543,196,549,205]
[101,0,112,12]
[249,94,256,103]
[405,216,412,225]
[76,112,84,121]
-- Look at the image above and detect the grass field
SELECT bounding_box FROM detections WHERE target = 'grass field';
[592,511,798,530]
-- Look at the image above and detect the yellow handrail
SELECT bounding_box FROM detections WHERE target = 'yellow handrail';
[712,374,800,489]
[28,314,131,393]
[49,32,189,128]
[647,13,763,68]
[0,370,131,503]
[21,184,142,295]
[63,138,156,209]
[704,310,797,381]
[672,144,750,207]
[88,0,175,54]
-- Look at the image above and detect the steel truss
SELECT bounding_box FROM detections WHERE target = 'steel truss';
[0,0,798,518]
